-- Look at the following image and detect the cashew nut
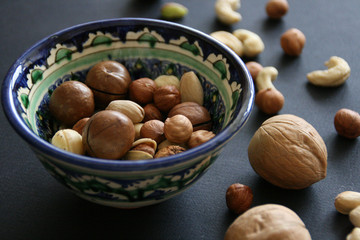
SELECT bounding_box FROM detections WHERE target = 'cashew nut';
[233,29,265,57]
[334,191,360,215]
[347,228,360,240]
[215,0,242,25]
[210,31,243,56]
[255,66,284,114]
[350,206,360,228]
[307,56,351,87]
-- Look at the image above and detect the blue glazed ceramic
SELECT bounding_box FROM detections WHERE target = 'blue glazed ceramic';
[2,18,254,208]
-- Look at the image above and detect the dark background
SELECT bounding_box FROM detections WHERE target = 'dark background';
[1,0,359,239]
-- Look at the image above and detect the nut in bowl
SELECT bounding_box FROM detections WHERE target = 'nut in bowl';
[1,18,254,208]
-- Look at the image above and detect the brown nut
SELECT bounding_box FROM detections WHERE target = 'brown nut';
[140,119,165,144]
[280,28,306,56]
[255,88,284,115]
[143,103,163,122]
[49,80,95,126]
[266,0,289,19]
[224,204,312,240]
[164,115,193,144]
[153,85,181,112]
[245,61,263,81]
[85,60,131,107]
[129,78,156,105]
[226,183,253,214]
[187,130,216,149]
[334,108,360,139]
[168,102,212,131]
[248,114,327,189]
[82,110,135,160]
[154,145,186,158]
[72,117,89,135]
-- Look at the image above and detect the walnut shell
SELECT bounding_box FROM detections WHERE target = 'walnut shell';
[248,114,327,189]
[224,204,311,240]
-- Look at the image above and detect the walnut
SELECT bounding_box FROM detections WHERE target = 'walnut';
[224,204,311,240]
[248,114,327,189]
[154,145,186,158]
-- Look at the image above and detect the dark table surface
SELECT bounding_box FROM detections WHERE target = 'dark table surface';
[1,0,360,239]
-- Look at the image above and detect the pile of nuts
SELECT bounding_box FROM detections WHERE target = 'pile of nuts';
[49,60,215,160]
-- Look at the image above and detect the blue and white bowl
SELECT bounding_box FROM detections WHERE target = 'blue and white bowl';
[2,18,254,208]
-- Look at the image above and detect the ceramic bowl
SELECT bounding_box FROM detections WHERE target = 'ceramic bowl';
[2,18,254,208]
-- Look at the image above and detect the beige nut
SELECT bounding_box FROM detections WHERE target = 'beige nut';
[350,206,360,228]
[307,56,351,87]
[134,123,144,140]
[248,114,327,189]
[215,0,242,25]
[335,191,360,215]
[154,75,180,89]
[210,31,243,56]
[106,100,145,123]
[347,228,360,240]
[51,129,85,155]
[233,29,265,57]
[179,71,204,105]
[255,66,284,114]
[164,115,193,144]
[123,138,157,160]
[224,204,311,240]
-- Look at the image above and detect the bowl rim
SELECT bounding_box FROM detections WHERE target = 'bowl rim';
[1,17,254,172]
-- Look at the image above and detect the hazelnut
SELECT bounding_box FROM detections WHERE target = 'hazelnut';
[168,102,212,131]
[153,85,181,112]
[140,119,165,144]
[154,145,186,158]
[49,80,95,126]
[255,88,284,115]
[129,78,156,104]
[143,103,163,122]
[245,61,263,81]
[82,110,135,160]
[280,28,306,56]
[187,130,216,148]
[334,108,360,139]
[164,115,193,144]
[226,183,253,214]
[72,117,89,135]
[85,61,131,107]
[266,0,289,19]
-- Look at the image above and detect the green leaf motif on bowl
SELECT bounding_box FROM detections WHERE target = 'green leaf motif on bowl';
[138,33,158,48]
[180,42,200,56]
[20,93,29,109]
[91,35,112,46]
[31,69,43,84]
[213,60,227,80]
[55,48,72,63]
